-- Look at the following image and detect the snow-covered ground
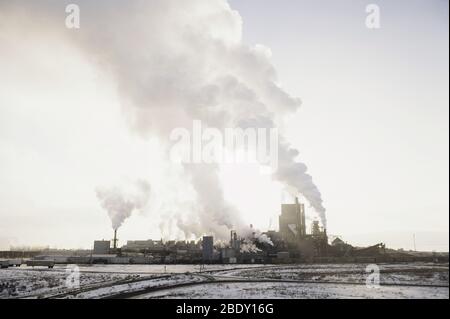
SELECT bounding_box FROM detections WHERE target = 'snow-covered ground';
[0,262,448,299]
[215,263,449,286]
[135,281,449,299]
[68,274,208,299]
[0,264,267,298]
[0,267,138,298]
[74,263,268,274]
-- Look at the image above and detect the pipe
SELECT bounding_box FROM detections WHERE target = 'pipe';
[113,229,117,249]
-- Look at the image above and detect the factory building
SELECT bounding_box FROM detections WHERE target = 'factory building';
[88,198,329,264]
[279,197,306,243]
[220,231,241,263]
[230,230,241,250]
[277,197,329,258]
[123,240,164,250]
[308,220,328,257]
[25,197,439,265]
[202,236,214,262]
[93,240,111,254]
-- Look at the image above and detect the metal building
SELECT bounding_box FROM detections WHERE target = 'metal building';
[279,197,306,243]
[202,236,214,262]
[93,240,110,254]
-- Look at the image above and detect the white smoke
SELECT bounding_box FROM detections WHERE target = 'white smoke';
[214,240,229,249]
[257,234,274,246]
[1,0,326,234]
[96,180,151,230]
[277,142,326,228]
[238,225,274,248]
[240,239,261,253]
[178,164,245,239]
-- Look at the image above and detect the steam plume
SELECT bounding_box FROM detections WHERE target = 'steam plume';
[1,0,326,234]
[96,180,151,230]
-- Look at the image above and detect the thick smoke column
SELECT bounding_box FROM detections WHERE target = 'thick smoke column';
[277,142,326,228]
[178,164,246,239]
[96,180,151,230]
[1,0,326,233]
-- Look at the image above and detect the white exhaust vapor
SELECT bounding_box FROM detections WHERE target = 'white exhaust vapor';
[1,0,326,236]
[96,180,151,230]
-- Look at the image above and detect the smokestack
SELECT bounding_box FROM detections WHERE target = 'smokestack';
[96,180,151,231]
[113,229,118,249]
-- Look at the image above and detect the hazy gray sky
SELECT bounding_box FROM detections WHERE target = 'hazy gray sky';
[0,0,448,251]
[228,0,449,250]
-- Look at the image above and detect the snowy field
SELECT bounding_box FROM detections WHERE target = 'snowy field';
[135,281,448,299]
[0,262,448,299]
[0,264,269,298]
[214,263,449,286]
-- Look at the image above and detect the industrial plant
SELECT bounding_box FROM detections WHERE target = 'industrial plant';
[90,197,334,264]
[2,198,445,268]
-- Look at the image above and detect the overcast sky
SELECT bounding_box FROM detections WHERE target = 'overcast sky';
[0,0,448,251]
[228,0,449,251]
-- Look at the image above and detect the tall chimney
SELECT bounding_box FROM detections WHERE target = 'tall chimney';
[113,229,118,249]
